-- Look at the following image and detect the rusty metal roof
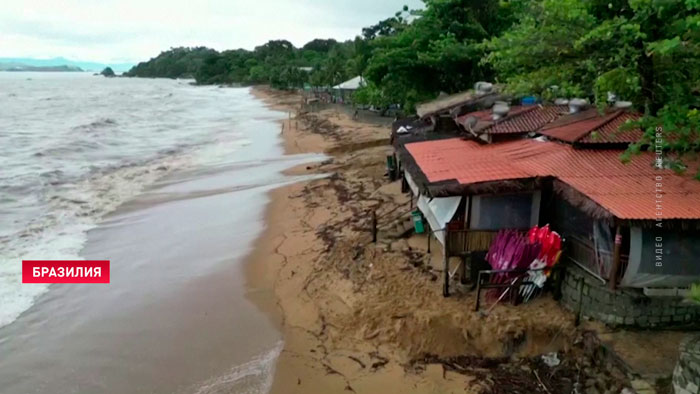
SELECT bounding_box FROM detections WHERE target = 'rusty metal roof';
[578,112,644,144]
[456,105,567,135]
[405,138,700,220]
[540,109,643,144]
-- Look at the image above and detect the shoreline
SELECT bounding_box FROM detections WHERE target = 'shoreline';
[244,87,566,393]
[243,87,547,393]
[243,87,331,337]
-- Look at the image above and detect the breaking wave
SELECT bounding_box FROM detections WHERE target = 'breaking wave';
[192,341,284,394]
[0,73,268,329]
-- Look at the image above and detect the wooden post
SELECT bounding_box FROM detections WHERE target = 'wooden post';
[475,270,483,311]
[427,231,431,253]
[609,225,622,290]
[443,232,450,297]
[372,210,377,243]
[460,256,468,284]
[575,277,584,326]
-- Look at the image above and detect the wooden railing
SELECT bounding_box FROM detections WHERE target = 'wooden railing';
[446,229,500,255]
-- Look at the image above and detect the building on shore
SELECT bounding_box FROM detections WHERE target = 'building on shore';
[331,76,365,104]
[395,98,700,328]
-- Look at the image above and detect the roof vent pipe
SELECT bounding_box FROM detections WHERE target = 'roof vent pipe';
[568,98,588,114]
[492,102,510,120]
[474,81,493,93]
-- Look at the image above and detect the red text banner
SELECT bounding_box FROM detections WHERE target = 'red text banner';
[22,260,110,283]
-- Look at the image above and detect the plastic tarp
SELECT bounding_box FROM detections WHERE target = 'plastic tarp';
[621,228,700,288]
[404,171,419,196]
[417,195,462,245]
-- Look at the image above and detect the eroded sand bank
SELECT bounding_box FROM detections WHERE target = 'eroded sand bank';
[245,87,639,394]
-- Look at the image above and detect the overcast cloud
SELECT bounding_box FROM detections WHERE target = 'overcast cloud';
[0,0,422,63]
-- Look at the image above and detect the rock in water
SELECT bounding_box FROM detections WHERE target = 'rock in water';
[100,67,115,77]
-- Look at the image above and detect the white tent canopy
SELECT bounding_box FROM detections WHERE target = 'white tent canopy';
[417,195,462,246]
[332,76,365,90]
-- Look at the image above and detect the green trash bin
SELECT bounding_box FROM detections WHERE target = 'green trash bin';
[412,210,425,234]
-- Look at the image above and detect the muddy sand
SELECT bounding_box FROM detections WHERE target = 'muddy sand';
[246,87,638,394]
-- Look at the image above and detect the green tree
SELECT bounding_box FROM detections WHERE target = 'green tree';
[485,0,700,175]
[358,0,518,112]
[126,47,216,79]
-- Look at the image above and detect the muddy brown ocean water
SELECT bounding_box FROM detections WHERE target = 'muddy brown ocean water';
[0,78,325,394]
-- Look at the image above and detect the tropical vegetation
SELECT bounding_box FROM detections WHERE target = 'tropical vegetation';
[127,0,699,170]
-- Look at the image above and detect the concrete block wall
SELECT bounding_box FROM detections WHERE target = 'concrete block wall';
[674,335,700,394]
[560,262,700,328]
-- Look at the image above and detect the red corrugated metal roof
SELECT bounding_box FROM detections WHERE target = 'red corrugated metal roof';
[487,106,565,135]
[405,138,700,220]
[540,109,643,144]
[578,112,644,144]
[456,105,567,135]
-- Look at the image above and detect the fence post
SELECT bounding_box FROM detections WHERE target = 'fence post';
[427,231,431,253]
[443,232,450,297]
[475,271,482,311]
[608,225,622,290]
[372,210,377,243]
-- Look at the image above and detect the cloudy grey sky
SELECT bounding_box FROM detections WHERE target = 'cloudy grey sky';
[1,0,422,63]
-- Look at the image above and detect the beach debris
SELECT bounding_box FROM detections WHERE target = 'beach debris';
[347,355,366,369]
[411,350,628,394]
[541,352,561,367]
[369,352,389,371]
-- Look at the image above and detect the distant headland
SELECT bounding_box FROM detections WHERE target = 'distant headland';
[0,64,83,72]
[0,57,134,73]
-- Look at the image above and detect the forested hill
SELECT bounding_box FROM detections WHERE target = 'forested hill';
[128,0,699,169]
[125,47,217,79]
[127,2,520,112]
[125,38,370,92]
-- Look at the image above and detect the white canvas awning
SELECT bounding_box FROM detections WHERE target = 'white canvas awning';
[417,195,462,245]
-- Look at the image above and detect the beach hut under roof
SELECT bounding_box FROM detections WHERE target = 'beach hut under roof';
[331,76,365,104]
[332,76,365,91]
[402,136,700,291]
